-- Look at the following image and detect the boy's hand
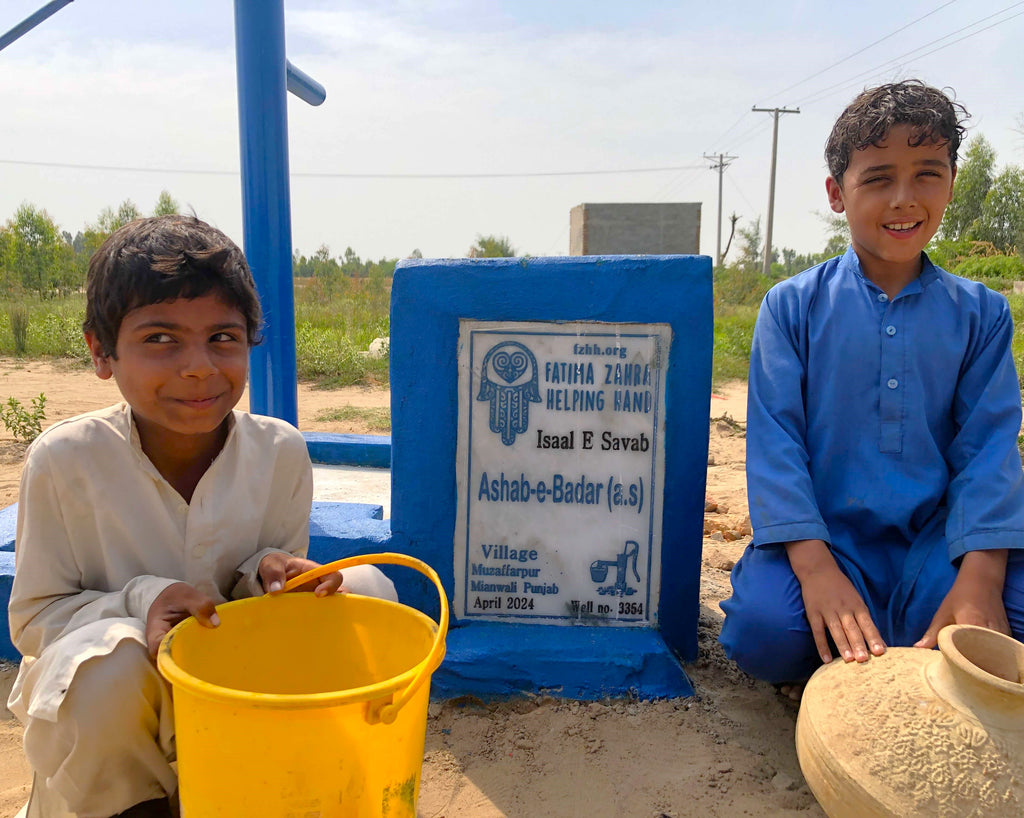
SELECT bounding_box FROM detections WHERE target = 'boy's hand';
[786,539,887,665]
[258,553,344,597]
[146,582,220,657]
[915,549,1010,649]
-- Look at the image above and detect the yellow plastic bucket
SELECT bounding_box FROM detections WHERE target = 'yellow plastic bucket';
[157,553,448,818]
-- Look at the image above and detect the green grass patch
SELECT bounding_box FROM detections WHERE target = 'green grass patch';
[0,295,90,362]
[0,282,393,390]
[294,276,390,388]
[312,405,391,432]
[713,304,758,385]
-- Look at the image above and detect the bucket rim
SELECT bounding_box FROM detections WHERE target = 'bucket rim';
[157,592,440,711]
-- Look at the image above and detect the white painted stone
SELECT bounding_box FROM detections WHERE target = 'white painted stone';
[366,337,390,359]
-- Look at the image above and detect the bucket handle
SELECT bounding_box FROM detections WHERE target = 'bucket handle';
[282,552,449,725]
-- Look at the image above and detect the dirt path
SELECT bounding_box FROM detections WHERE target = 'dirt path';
[0,364,822,818]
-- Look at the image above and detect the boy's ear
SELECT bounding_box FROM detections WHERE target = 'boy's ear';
[83,332,114,380]
[825,176,845,214]
[948,164,957,204]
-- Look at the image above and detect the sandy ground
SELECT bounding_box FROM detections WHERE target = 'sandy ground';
[0,360,823,818]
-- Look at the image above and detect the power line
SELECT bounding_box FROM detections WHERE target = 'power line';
[650,164,706,203]
[0,157,706,179]
[720,2,1021,160]
[708,111,754,153]
[762,0,961,102]
[725,172,759,217]
[724,119,771,154]
[794,2,1024,108]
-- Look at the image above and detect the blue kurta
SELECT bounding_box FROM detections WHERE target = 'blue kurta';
[720,248,1024,682]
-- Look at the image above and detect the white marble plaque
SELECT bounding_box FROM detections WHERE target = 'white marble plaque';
[454,320,669,625]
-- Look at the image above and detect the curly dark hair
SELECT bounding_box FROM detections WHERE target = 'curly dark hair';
[825,80,970,184]
[83,215,262,358]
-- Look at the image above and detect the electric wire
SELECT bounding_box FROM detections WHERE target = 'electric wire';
[725,172,761,219]
[0,157,706,179]
[794,2,1024,108]
[761,0,961,103]
[651,165,707,203]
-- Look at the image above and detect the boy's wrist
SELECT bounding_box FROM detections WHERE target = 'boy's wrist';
[958,549,1008,585]
[784,538,835,580]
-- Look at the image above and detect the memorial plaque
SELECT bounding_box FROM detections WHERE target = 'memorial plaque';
[455,320,669,625]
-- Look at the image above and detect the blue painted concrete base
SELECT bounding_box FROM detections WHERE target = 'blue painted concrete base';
[303,433,391,468]
[433,623,693,700]
[0,550,13,661]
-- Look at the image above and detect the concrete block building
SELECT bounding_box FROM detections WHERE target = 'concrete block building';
[569,203,701,256]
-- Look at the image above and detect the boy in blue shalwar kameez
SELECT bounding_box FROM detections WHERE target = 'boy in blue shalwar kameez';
[719,80,1024,691]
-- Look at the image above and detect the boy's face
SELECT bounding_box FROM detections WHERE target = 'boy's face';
[825,123,955,282]
[84,293,249,454]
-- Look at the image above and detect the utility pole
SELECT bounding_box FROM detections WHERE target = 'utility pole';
[751,106,799,276]
[703,152,737,268]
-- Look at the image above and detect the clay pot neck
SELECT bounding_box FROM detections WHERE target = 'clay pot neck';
[926,625,1024,730]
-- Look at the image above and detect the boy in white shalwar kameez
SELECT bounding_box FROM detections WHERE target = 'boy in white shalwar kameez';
[7,215,395,818]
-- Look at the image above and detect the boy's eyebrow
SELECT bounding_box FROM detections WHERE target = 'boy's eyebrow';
[859,159,950,173]
[129,319,247,332]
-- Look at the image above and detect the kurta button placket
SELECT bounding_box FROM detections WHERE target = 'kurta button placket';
[877,294,903,454]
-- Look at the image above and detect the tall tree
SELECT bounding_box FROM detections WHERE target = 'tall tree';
[96,200,142,234]
[972,166,1024,253]
[467,234,516,258]
[4,204,64,296]
[153,190,180,216]
[942,135,995,240]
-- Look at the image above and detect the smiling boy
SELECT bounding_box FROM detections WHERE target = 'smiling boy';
[7,216,395,818]
[719,81,1024,691]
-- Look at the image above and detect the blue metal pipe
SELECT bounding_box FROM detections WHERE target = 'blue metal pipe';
[0,0,74,53]
[233,0,298,425]
[286,60,326,106]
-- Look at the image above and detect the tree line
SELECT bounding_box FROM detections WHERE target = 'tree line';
[0,192,177,299]
[0,191,524,302]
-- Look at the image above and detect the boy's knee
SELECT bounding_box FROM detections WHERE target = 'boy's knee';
[25,640,176,816]
[58,640,167,742]
[342,565,398,601]
[24,640,165,773]
[719,545,821,683]
[720,603,820,683]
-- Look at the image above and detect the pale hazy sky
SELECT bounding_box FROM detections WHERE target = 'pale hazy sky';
[2,0,1022,262]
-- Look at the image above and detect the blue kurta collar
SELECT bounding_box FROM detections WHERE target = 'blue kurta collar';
[840,245,939,298]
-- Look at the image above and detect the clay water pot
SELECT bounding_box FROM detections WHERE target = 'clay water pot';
[796,624,1024,818]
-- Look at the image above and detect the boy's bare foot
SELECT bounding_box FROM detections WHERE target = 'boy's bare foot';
[777,682,806,702]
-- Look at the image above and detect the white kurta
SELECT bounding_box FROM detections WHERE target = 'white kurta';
[7,403,313,723]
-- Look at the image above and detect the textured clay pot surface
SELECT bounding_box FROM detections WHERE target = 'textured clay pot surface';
[796,624,1024,818]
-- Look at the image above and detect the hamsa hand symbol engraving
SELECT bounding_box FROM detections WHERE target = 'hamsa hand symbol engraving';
[477,341,541,446]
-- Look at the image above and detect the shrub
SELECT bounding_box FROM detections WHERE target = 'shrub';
[294,323,367,385]
[1,393,46,442]
[714,265,773,308]
[950,253,1024,292]
[29,308,90,361]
